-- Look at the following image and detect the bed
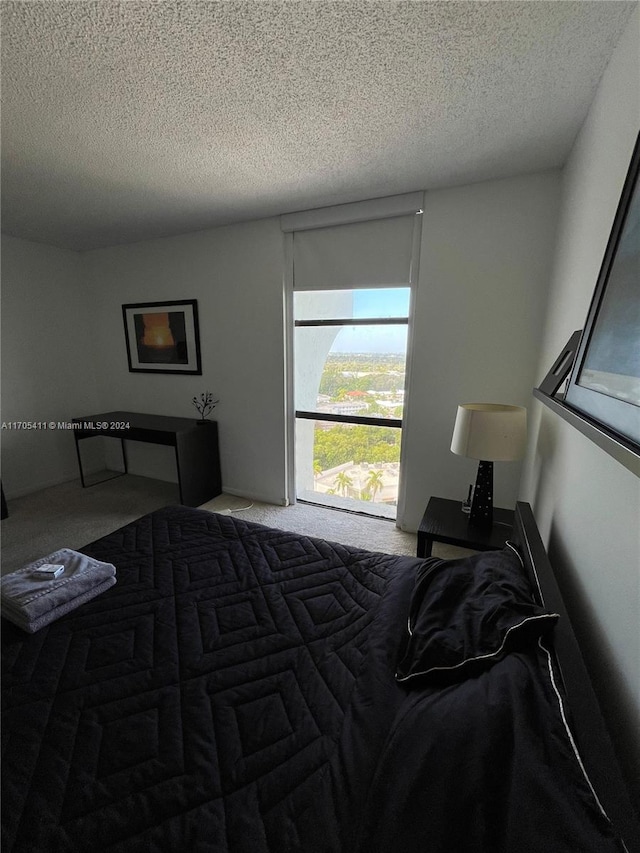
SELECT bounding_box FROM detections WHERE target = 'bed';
[2,502,637,852]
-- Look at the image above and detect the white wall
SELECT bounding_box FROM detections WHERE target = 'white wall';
[3,171,561,515]
[1,235,100,497]
[520,8,640,801]
[82,218,287,504]
[78,175,560,520]
[400,171,561,531]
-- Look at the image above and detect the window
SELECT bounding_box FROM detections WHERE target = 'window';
[282,193,423,519]
[294,288,409,519]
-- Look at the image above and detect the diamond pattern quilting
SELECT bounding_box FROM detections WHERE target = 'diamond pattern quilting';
[58,684,185,823]
[57,598,178,698]
[1,505,420,853]
[281,574,369,640]
[209,652,333,796]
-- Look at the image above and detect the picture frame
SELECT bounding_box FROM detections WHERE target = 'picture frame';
[122,299,202,375]
[564,133,640,451]
[539,330,582,397]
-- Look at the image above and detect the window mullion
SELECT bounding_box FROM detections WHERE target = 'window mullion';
[295,316,408,327]
[296,410,402,428]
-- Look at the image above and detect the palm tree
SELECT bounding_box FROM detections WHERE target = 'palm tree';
[313,460,323,479]
[333,471,353,497]
[365,469,385,502]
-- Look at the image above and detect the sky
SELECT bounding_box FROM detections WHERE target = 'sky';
[333,288,409,354]
[352,288,410,318]
[332,325,408,354]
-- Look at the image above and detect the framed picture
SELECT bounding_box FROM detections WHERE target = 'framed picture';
[122,299,202,374]
[539,330,582,397]
[564,133,640,451]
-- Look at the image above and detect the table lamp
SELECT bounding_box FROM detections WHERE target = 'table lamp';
[450,403,527,527]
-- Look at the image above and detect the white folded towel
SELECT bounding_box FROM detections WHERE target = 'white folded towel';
[1,549,116,633]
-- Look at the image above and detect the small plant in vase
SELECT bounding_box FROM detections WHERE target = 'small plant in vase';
[192,392,219,424]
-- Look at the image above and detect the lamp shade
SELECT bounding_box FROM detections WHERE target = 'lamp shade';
[450,404,527,461]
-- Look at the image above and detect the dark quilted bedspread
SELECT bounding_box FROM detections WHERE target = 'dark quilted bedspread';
[2,505,624,853]
[1,506,418,852]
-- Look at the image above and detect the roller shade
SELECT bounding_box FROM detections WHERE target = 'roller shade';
[292,214,416,291]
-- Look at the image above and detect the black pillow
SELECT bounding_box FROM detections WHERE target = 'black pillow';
[396,545,558,684]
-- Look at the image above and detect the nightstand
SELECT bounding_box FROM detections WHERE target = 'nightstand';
[417,496,515,558]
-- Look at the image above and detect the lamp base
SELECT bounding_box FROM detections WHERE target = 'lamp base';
[469,460,493,527]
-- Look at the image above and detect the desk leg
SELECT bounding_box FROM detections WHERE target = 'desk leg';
[74,437,87,488]
[175,425,221,507]
[417,534,433,558]
[174,446,184,504]
[75,436,128,489]
[121,439,128,474]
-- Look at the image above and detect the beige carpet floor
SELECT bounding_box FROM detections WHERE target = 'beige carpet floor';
[1,473,470,574]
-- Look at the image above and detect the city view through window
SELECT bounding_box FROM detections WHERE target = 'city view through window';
[294,288,409,519]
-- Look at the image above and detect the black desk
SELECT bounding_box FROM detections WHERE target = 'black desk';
[417,496,515,558]
[72,411,222,507]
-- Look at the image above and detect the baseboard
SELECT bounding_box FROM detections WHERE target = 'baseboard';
[4,476,287,508]
[222,486,288,506]
[3,467,155,501]
[3,472,80,501]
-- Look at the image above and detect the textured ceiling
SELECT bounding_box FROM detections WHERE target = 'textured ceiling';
[1,1,636,251]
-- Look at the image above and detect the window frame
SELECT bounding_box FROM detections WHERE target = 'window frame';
[282,196,424,521]
[293,297,409,515]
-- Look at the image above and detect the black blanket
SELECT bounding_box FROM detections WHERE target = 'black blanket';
[1,506,624,852]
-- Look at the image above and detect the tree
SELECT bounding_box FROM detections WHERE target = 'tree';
[366,399,384,416]
[333,471,353,496]
[313,423,401,470]
[365,469,385,502]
